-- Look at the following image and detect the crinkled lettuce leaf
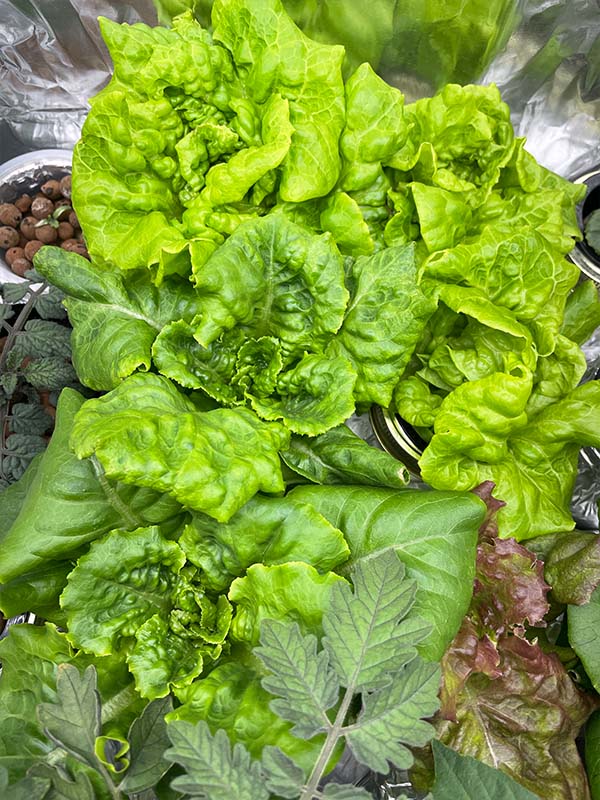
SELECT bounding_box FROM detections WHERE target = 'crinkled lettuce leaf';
[212,0,346,202]
[70,373,289,522]
[288,485,486,661]
[168,656,325,774]
[248,352,357,435]
[192,214,348,356]
[228,562,347,645]
[325,244,436,406]
[420,378,600,539]
[34,247,203,391]
[180,494,349,593]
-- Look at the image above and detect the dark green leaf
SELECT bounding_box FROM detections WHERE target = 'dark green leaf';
[585,209,600,255]
[322,786,372,799]
[165,720,270,800]
[34,292,68,321]
[27,763,95,800]
[261,747,305,799]
[345,658,440,773]
[0,303,15,322]
[37,664,101,769]
[585,710,600,800]
[544,531,600,605]
[119,696,173,793]
[0,371,18,397]
[9,402,53,435]
[431,740,540,799]
[281,425,409,488]
[568,584,600,692]
[2,283,31,303]
[18,320,72,359]
[22,357,77,391]
[255,621,338,738]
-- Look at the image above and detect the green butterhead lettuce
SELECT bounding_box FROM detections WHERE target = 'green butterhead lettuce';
[180,494,349,593]
[69,373,289,522]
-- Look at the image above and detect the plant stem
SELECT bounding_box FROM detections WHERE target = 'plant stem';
[299,685,355,800]
[0,282,45,377]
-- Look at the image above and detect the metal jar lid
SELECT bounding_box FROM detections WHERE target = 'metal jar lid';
[369,405,425,478]
[569,165,600,282]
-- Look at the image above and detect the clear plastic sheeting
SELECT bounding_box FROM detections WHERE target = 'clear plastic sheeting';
[0,0,158,159]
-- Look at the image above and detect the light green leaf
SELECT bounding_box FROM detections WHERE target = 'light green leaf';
[431,740,541,799]
[37,665,100,769]
[345,658,440,773]
[229,562,347,646]
[61,526,186,656]
[323,551,430,691]
[249,353,357,435]
[169,658,324,775]
[281,425,409,488]
[165,720,270,800]
[128,615,205,700]
[212,0,345,202]
[326,244,435,406]
[560,280,600,345]
[255,620,338,738]
[119,696,173,794]
[70,373,289,522]
[192,215,348,358]
[181,493,349,593]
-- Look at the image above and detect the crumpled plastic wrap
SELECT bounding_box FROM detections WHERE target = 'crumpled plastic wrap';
[0,0,158,158]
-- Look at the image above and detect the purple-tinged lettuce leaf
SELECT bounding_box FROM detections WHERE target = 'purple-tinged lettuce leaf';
[471,480,506,539]
[438,635,597,800]
[471,537,550,635]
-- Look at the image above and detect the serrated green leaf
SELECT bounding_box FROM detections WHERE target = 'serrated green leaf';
[9,402,53,435]
[2,282,31,303]
[345,659,440,773]
[0,764,51,799]
[431,740,541,799]
[22,357,77,391]
[0,371,18,396]
[35,292,68,321]
[166,720,270,800]
[261,747,305,798]
[585,209,600,256]
[255,620,339,738]
[119,696,173,793]
[37,664,101,769]
[322,785,372,799]
[18,320,72,359]
[28,763,96,800]
[323,550,430,692]
[0,302,16,321]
